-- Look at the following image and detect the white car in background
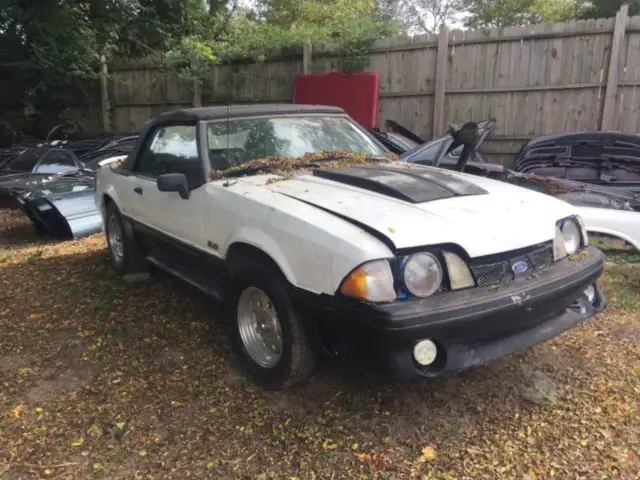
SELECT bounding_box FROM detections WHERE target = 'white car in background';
[95,105,606,390]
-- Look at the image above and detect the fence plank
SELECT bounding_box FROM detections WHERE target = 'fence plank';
[432,25,449,137]
[602,5,630,130]
[99,56,111,131]
[8,14,639,164]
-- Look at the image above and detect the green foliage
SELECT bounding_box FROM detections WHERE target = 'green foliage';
[580,0,640,19]
[164,0,398,80]
[257,0,379,28]
[330,16,398,72]
[463,0,588,29]
[254,0,397,71]
[463,0,536,28]
[0,0,395,137]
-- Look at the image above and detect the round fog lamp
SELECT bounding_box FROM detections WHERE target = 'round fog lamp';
[583,284,596,303]
[413,339,438,366]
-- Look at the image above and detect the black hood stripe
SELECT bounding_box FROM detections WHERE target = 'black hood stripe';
[277,192,396,252]
[376,165,487,196]
[312,165,487,204]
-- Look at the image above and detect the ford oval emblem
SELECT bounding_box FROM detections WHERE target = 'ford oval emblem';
[512,261,528,274]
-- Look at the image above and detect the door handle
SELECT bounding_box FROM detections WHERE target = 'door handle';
[134,187,143,195]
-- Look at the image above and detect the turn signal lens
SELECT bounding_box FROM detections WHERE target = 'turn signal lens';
[554,225,568,260]
[340,260,396,303]
[442,251,475,289]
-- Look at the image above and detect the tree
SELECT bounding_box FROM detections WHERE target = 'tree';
[462,0,584,29]
[0,0,237,134]
[398,0,465,34]
[463,0,535,28]
[580,0,640,19]
[255,0,379,28]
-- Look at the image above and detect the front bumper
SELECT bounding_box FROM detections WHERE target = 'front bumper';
[305,246,606,379]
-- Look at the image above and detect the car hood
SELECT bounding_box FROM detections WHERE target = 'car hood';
[233,163,576,258]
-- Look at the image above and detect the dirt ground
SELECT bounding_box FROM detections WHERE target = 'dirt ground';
[0,210,638,480]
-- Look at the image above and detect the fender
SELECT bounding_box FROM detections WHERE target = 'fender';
[574,205,640,252]
[222,226,305,292]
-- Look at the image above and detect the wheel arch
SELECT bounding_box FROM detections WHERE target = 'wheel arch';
[586,226,640,251]
[226,241,297,287]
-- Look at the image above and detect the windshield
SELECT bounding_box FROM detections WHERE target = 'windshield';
[5,149,40,172]
[206,115,387,170]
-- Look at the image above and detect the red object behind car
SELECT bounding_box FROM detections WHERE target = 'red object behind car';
[292,72,379,129]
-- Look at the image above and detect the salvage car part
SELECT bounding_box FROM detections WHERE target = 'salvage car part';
[0,146,83,176]
[96,104,606,389]
[515,131,640,195]
[0,155,128,239]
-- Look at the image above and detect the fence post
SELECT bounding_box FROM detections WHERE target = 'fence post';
[601,4,629,131]
[433,24,449,137]
[193,80,202,107]
[99,55,111,131]
[303,38,313,74]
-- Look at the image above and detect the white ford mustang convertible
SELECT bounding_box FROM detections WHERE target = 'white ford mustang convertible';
[95,105,606,390]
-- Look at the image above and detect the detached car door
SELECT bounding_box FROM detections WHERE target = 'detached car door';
[127,123,209,263]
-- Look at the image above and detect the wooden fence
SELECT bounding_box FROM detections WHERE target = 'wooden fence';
[44,6,640,165]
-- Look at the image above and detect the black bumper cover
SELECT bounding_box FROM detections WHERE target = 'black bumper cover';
[300,246,606,379]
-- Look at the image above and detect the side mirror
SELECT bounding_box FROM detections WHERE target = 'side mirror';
[157,173,190,199]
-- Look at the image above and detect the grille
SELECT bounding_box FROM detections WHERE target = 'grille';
[470,242,555,288]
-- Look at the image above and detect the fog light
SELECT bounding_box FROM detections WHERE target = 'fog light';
[584,284,596,303]
[413,339,438,366]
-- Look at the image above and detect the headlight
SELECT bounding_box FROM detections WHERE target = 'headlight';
[403,253,442,297]
[340,259,396,303]
[561,218,581,254]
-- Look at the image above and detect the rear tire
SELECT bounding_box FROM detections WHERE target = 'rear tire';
[104,202,146,276]
[227,264,317,390]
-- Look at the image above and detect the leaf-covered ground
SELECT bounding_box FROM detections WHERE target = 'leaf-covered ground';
[0,210,638,479]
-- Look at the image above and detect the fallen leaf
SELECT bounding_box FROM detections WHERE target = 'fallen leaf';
[10,405,25,418]
[322,439,338,450]
[599,428,614,439]
[421,445,437,461]
[72,437,84,447]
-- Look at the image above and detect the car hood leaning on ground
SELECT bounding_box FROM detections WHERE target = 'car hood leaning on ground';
[236,163,575,258]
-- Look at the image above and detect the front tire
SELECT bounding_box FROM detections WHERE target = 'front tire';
[104,202,145,276]
[228,266,317,390]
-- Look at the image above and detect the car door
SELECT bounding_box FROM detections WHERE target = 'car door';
[127,123,208,264]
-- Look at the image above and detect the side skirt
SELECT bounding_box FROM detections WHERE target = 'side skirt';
[145,255,226,303]
[127,217,230,303]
